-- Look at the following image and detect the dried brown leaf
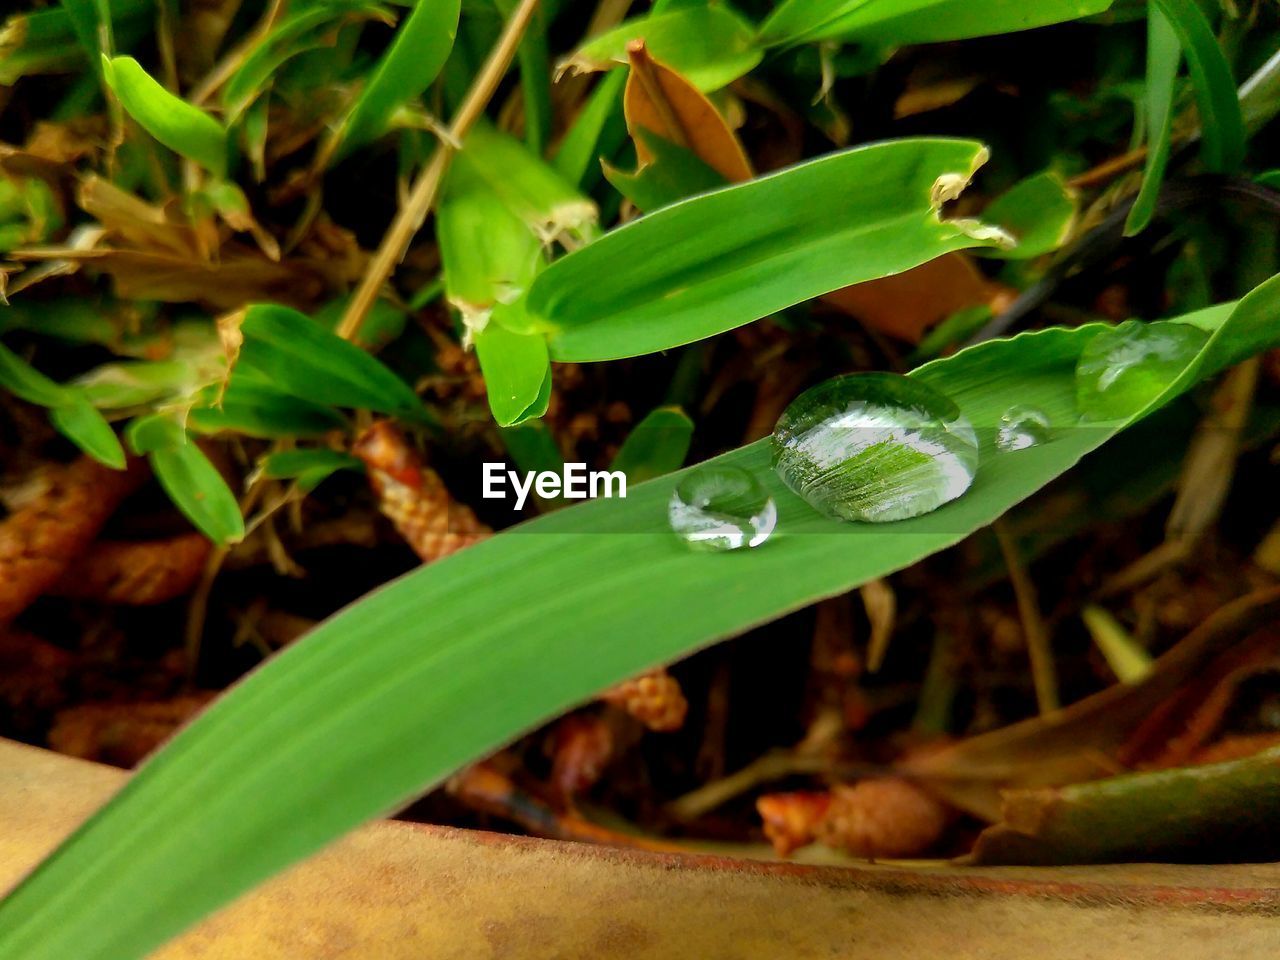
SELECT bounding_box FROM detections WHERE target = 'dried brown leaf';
[623,41,751,182]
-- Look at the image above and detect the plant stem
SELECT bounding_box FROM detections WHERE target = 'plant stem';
[994,519,1059,715]
[337,0,542,343]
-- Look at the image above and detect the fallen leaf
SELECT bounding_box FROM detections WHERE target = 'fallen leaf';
[822,253,1008,344]
[623,40,751,182]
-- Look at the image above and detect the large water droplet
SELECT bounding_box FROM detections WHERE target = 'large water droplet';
[1075,320,1209,421]
[668,465,777,551]
[771,372,979,523]
[997,405,1051,452]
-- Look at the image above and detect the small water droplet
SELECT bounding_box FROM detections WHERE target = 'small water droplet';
[1075,320,1209,421]
[771,372,979,523]
[996,405,1051,452]
[668,466,776,551]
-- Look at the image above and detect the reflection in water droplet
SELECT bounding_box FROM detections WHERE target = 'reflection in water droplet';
[771,372,979,523]
[997,405,1052,452]
[668,465,777,551]
[1075,320,1209,421]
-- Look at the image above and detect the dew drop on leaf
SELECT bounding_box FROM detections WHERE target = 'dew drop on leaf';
[668,465,777,551]
[996,404,1051,452]
[771,372,979,523]
[1075,320,1209,421]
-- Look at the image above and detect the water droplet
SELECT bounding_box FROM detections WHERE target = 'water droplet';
[771,372,979,523]
[668,466,777,551]
[996,405,1051,452]
[1075,320,1209,421]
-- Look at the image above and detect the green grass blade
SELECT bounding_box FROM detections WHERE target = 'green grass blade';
[472,323,551,426]
[610,405,694,483]
[221,4,384,123]
[1126,3,1180,237]
[527,138,1003,361]
[48,397,126,469]
[550,69,626,188]
[60,0,111,66]
[102,55,229,177]
[0,340,72,407]
[187,381,346,439]
[333,0,461,158]
[0,340,126,467]
[564,5,762,92]
[126,415,245,544]
[1151,0,1245,173]
[981,170,1078,259]
[2,275,1276,960]
[759,0,1114,47]
[148,443,244,544]
[495,0,551,154]
[237,304,429,423]
[260,449,363,492]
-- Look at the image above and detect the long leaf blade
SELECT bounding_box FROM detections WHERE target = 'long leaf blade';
[527,138,1002,361]
[1126,3,1181,236]
[759,0,1115,47]
[334,0,461,157]
[1152,0,1245,173]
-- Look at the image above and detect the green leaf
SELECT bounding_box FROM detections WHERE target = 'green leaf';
[495,0,551,154]
[610,405,694,484]
[48,397,126,469]
[221,2,388,123]
[0,341,125,467]
[564,5,762,92]
[187,381,346,439]
[124,411,185,454]
[602,128,728,212]
[237,304,429,422]
[471,322,552,427]
[0,298,125,346]
[150,444,244,544]
[259,448,363,492]
[526,139,1003,361]
[982,170,1079,259]
[102,55,229,177]
[0,340,71,407]
[127,415,245,544]
[437,151,553,426]
[1126,3,1181,236]
[550,68,626,188]
[456,123,598,246]
[759,0,1115,47]
[437,157,543,318]
[5,276,1277,960]
[1151,0,1245,173]
[334,0,461,157]
[74,359,202,409]
[60,0,111,68]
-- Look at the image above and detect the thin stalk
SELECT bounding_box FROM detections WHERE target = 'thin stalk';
[337,0,541,342]
[189,0,286,105]
[993,520,1059,715]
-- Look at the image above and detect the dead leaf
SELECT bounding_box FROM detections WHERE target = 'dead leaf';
[821,253,1008,344]
[624,41,751,182]
[901,586,1280,821]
